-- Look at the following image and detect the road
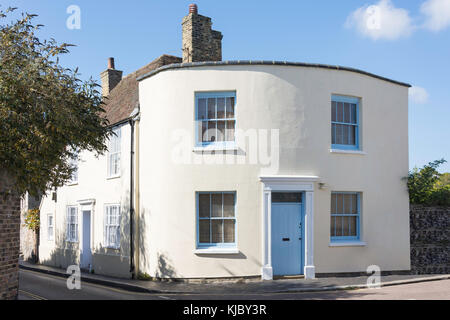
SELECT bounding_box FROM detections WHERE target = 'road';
[19,269,450,300]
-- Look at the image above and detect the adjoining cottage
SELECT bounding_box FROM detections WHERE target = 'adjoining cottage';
[39,4,411,280]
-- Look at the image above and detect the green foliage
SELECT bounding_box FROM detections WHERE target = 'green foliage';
[0,8,111,196]
[23,208,40,232]
[406,159,450,206]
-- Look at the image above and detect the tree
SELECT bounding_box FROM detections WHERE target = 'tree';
[0,8,110,197]
[406,159,450,206]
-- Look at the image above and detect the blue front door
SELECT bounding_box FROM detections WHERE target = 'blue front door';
[271,200,304,276]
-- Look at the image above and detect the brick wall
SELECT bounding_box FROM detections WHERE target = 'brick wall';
[410,205,449,274]
[0,170,20,300]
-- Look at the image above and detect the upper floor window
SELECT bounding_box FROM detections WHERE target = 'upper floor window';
[104,204,121,249]
[66,206,78,243]
[108,127,121,178]
[197,192,237,248]
[331,95,360,150]
[195,92,236,147]
[48,214,54,241]
[68,154,78,185]
[330,192,361,242]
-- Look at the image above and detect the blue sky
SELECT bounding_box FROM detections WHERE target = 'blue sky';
[2,0,449,172]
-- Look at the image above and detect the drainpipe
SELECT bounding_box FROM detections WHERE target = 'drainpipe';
[128,107,139,279]
[134,117,140,278]
[129,119,135,278]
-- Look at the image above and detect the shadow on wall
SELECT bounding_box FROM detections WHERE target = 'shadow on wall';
[154,252,178,279]
[39,196,132,278]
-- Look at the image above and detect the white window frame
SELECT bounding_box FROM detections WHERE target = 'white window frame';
[104,204,121,249]
[66,206,78,243]
[107,127,121,179]
[47,214,54,241]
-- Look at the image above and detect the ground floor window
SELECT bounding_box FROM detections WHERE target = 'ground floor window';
[197,192,236,248]
[330,192,361,241]
[104,204,121,249]
[66,206,78,243]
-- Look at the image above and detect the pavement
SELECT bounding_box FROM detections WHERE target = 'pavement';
[19,260,450,295]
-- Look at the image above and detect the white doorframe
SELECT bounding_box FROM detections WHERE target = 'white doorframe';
[78,199,95,269]
[260,176,319,280]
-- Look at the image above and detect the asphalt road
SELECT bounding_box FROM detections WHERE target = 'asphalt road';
[19,269,450,300]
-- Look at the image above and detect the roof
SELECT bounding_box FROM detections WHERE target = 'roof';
[103,54,182,126]
[136,60,411,88]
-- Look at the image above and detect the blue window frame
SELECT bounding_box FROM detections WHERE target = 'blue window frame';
[195,92,236,148]
[330,192,361,242]
[331,95,360,150]
[196,192,237,248]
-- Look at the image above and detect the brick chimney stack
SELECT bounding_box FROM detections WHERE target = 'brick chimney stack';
[182,4,223,63]
[100,57,123,97]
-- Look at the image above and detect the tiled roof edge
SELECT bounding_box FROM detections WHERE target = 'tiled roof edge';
[136,60,411,88]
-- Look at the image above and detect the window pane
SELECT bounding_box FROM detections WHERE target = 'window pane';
[201,121,208,142]
[226,121,235,141]
[223,194,235,217]
[207,98,216,119]
[207,121,217,142]
[224,220,235,243]
[342,216,349,236]
[211,220,223,243]
[217,98,226,119]
[335,216,343,236]
[331,124,336,145]
[344,103,351,123]
[211,194,222,217]
[342,124,349,145]
[343,194,353,213]
[349,216,357,236]
[336,194,344,214]
[226,97,235,118]
[349,125,356,145]
[351,104,357,124]
[331,101,337,122]
[199,194,210,218]
[198,98,207,120]
[336,124,343,145]
[351,194,358,214]
[337,102,344,122]
[199,220,210,243]
[217,121,225,142]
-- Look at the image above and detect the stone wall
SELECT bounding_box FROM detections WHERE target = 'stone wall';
[0,170,20,300]
[182,12,223,63]
[410,205,449,274]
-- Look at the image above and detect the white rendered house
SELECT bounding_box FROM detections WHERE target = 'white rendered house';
[39,5,411,280]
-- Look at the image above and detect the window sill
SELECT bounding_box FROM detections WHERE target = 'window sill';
[194,248,239,255]
[193,145,238,153]
[67,182,78,186]
[329,149,367,155]
[329,241,367,247]
[107,175,121,180]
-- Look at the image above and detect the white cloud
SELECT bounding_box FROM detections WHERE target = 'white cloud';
[409,86,429,104]
[421,0,450,31]
[345,0,414,40]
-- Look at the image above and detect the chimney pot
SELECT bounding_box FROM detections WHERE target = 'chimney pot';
[189,4,198,14]
[108,57,115,70]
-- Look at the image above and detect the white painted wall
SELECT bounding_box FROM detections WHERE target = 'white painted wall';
[138,65,410,278]
[39,122,132,278]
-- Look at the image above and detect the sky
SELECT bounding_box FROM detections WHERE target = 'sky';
[1,0,449,172]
